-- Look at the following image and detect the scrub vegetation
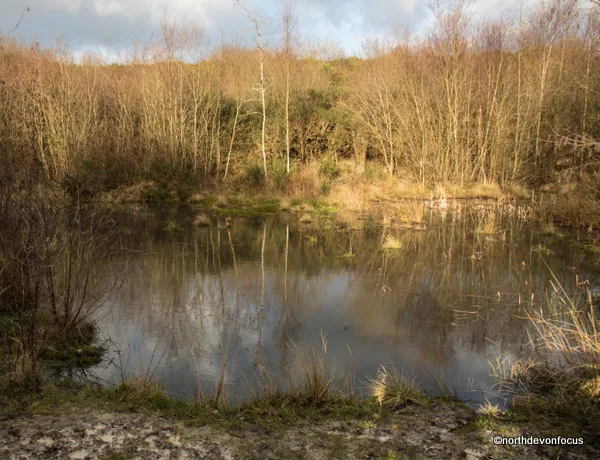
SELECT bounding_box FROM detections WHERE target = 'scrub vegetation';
[0,0,598,223]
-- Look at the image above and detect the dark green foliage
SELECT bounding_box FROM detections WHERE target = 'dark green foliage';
[271,159,289,190]
[319,156,340,179]
[246,164,264,188]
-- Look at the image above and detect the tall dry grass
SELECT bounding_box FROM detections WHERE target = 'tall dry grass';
[492,266,600,404]
[528,274,599,365]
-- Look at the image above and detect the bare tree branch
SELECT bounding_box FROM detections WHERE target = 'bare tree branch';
[234,0,269,181]
[8,6,30,34]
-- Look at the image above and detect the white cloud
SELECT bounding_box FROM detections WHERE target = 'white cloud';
[92,0,128,17]
[45,0,82,15]
[3,0,585,59]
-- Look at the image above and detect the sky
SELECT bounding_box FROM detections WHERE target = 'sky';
[0,0,589,60]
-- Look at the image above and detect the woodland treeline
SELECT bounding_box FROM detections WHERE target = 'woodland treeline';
[0,0,599,195]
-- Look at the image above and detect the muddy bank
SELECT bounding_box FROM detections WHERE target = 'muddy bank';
[0,399,596,460]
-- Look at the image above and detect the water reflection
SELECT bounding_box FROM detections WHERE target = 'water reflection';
[92,206,600,407]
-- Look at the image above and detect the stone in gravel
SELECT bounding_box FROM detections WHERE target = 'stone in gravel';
[37,437,55,447]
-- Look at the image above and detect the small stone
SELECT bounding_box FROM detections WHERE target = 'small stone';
[168,435,182,447]
[99,434,114,443]
[145,435,158,449]
[37,437,55,447]
[464,448,484,460]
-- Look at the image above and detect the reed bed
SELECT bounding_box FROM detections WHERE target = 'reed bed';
[491,266,600,407]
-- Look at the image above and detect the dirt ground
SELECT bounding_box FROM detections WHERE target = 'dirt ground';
[0,398,595,460]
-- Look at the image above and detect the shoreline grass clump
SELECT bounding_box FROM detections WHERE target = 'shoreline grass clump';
[382,235,404,251]
[115,376,169,403]
[492,266,600,412]
[530,277,599,363]
[297,334,333,404]
[366,366,425,410]
[477,399,501,418]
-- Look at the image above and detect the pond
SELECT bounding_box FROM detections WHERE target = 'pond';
[89,202,600,408]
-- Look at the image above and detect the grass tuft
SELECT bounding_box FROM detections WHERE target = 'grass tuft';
[194,213,211,226]
[477,399,501,418]
[382,235,403,251]
[366,366,424,409]
[491,268,600,411]
[164,219,182,232]
[297,333,333,404]
[299,213,313,223]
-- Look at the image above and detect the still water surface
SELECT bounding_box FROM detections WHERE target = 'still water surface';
[90,204,599,407]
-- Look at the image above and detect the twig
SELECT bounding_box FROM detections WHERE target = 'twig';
[8,6,30,34]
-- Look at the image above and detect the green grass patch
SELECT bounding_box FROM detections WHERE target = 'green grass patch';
[41,344,105,368]
[195,196,281,217]
[312,201,339,215]
[0,379,403,430]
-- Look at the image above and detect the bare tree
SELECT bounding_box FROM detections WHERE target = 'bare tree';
[282,1,297,174]
[221,41,258,180]
[235,1,269,181]
[528,0,578,167]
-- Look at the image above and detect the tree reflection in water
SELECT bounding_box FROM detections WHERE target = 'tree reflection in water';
[91,205,600,407]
